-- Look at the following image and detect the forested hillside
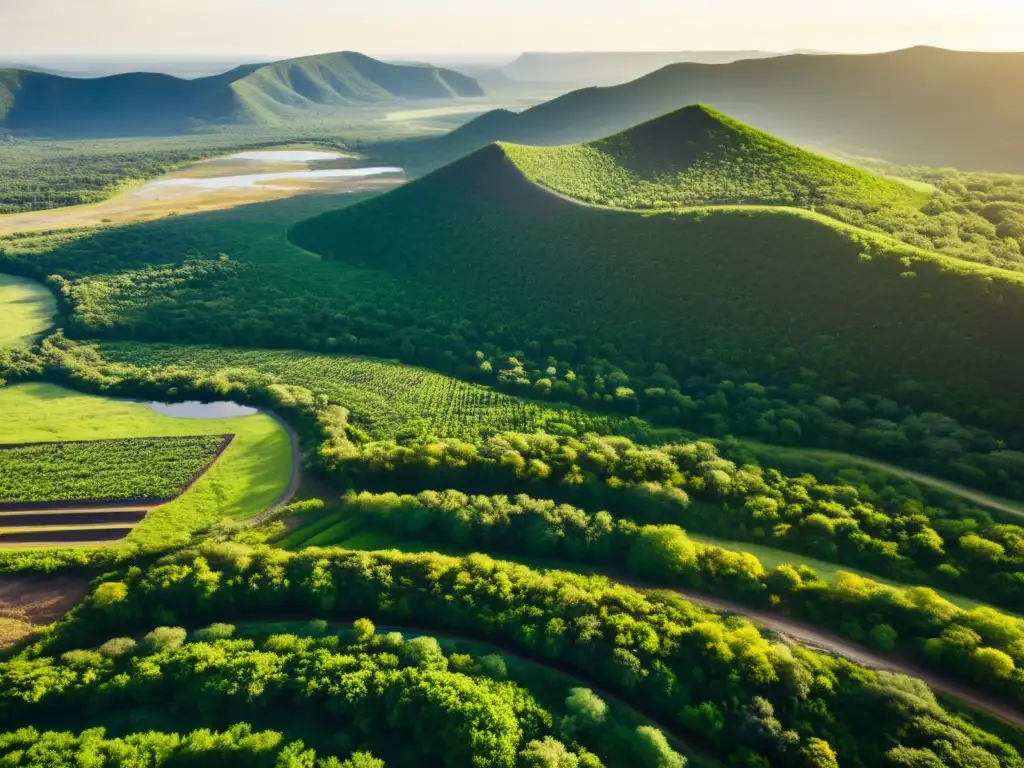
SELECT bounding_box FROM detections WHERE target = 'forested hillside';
[414,47,1024,172]
[291,140,1024,437]
[0,51,483,137]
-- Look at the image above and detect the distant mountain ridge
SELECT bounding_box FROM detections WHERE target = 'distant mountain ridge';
[0,51,484,137]
[425,47,1024,172]
[501,50,780,85]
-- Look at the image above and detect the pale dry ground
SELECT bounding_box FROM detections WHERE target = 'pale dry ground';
[0,153,405,236]
[0,576,90,649]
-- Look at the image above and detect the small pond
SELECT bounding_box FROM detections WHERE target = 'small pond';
[151,166,403,191]
[145,401,259,419]
[229,150,350,163]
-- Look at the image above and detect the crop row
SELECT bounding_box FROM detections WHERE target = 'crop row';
[0,435,229,505]
[99,344,626,441]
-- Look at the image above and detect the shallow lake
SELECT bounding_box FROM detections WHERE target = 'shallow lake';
[151,166,403,191]
[144,401,259,419]
[228,150,350,163]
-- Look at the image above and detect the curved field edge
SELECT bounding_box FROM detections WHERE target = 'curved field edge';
[0,274,57,349]
[0,382,292,549]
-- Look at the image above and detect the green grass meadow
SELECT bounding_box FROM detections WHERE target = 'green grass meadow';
[0,382,292,547]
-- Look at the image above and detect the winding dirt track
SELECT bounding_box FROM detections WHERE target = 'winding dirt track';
[606,574,1024,728]
[783,447,1024,520]
[261,412,302,518]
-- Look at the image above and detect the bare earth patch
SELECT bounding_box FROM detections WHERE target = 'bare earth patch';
[0,576,90,649]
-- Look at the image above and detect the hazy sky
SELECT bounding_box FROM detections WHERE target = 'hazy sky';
[2,0,1022,57]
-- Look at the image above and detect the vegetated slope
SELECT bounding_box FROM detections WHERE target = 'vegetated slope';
[424,47,1024,172]
[501,50,780,85]
[504,104,923,211]
[0,52,483,137]
[291,141,1024,431]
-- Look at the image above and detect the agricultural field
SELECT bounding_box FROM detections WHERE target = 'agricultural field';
[0,383,291,548]
[0,435,228,505]
[97,343,641,441]
[0,274,57,348]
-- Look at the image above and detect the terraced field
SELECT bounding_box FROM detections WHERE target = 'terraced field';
[0,435,232,547]
[0,435,229,505]
[0,383,292,548]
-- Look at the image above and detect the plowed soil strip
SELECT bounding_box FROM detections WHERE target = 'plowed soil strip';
[0,504,151,515]
[0,510,148,527]
[0,527,133,544]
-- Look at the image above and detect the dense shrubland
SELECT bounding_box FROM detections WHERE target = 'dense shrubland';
[0,725,381,767]
[326,488,1024,704]
[326,432,1024,612]
[0,435,226,504]
[25,545,1022,768]
[3,620,676,768]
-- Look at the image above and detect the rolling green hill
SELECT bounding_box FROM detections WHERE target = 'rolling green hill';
[292,118,1024,432]
[0,51,484,137]
[412,47,1024,172]
[502,105,924,211]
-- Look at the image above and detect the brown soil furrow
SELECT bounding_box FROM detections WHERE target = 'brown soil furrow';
[0,510,147,528]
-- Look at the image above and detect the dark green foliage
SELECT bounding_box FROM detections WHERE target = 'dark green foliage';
[326,488,1024,704]
[0,52,483,138]
[1,624,673,768]
[411,47,1024,173]
[0,436,226,504]
[42,546,1024,768]
[0,724,380,767]
[333,430,1024,612]
[291,143,1024,443]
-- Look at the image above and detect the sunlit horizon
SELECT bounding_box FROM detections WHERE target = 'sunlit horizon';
[2,0,1022,57]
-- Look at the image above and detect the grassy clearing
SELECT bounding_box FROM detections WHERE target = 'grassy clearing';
[0,382,291,548]
[0,274,56,348]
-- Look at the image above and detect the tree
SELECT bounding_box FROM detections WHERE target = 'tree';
[801,738,839,768]
[92,581,128,606]
[519,737,579,768]
[402,636,447,670]
[972,647,1015,679]
[195,623,236,642]
[633,727,685,768]
[868,624,899,652]
[627,525,697,581]
[144,626,187,653]
[562,688,607,736]
[353,618,376,644]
